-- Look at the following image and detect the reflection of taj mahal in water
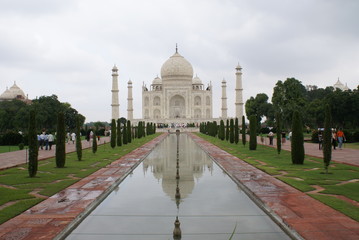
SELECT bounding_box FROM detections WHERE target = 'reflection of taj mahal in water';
[142,134,213,200]
[111,46,244,124]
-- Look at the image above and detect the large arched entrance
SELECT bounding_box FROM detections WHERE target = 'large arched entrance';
[169,95,185,118]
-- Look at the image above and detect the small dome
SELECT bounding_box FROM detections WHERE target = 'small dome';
[152,76,162,85]
[221,78,226,84]
[128,79,132,84]
[334,78,345,90]
[9,82,25,99]
[161,52,193,80]
[192,75,202,85]
[0,87,13,100]
[112,65,118,71]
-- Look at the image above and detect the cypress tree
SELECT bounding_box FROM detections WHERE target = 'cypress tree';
[28,110,38,177]
[117,119,122,146]
[323,105,332,173]
[154,123,156,134]
[213,121,218,137]
[76,115,82,160]
[291,111,305,164]
[226,119,229,141]
[111,119,116,149]
[92,130,97,153]
[123,122,128,144]
[138,121,142,138]
[276,112,282,154]
[242,116,246,146]
[234,117,239,144]
[249,115,257,150]
[56,112,66,168]
[127,120,132,143]
[219,120,225,140]
[142,121,146,137]
[230,119,234,143]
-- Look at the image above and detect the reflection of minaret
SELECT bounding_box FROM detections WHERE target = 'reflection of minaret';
[221,78,227,119]
[127,79,133,120]
[111,65,119,120]
[235,64,244,120]
[173,130,181,240]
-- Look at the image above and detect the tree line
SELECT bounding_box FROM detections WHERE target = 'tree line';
[245,78,359,130]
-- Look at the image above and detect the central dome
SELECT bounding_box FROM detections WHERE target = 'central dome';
[160,52,193,80]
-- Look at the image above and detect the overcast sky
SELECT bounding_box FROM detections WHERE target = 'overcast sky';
[0,0,358,122]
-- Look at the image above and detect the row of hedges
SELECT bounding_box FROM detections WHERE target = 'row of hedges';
[0,131,27,145]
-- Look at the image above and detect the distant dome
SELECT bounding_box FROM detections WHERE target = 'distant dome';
[333,79,345,90]
[152,76,162,85]
[0,88,13,100]
[192,75,202,85]
[160,52,193,80]
[9,82,25,99]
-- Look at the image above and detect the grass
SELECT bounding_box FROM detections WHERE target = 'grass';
[0,145,23,153]
[196,133,359,221]
[0,133,161,225]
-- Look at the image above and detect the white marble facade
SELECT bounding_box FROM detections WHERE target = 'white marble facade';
[142,49,213,124]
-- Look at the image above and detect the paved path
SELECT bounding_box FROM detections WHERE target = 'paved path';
[258,136,359,167]
[0,137,111,170]
[191,133,359,240]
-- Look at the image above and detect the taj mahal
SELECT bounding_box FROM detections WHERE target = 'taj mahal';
[111,46,244,125]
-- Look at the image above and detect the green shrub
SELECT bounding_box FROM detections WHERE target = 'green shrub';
[18,143,24,150]
[249,115,257,150]
[291,111,304,164]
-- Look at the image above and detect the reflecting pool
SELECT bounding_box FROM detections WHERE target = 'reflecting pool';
[67,133,290,240]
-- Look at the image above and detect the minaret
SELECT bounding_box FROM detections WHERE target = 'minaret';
[111,65,119,120]
[127,79,133,120]
[235,63,244,120]
[221,78,227,119]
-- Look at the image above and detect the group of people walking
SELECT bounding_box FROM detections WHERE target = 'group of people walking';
[318,128,346,150]
[37,132,55,150]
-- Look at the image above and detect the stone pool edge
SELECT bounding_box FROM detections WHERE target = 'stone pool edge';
[0,133,168,240]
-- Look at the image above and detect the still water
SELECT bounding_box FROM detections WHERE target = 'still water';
[67,133,290,240]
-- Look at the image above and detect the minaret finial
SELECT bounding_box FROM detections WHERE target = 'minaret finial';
[176,43,178,53]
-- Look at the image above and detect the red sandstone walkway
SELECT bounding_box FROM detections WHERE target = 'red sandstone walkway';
[0,133,168,240]
[0,137,110,170]
[190,133,359,240]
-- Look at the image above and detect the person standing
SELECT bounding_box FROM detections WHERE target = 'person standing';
[48,132,54,150]
[318,131,323,150]
[71,132,76,144]
[332,130,337,150]
[337,128,346,150]
[268,131,274,145]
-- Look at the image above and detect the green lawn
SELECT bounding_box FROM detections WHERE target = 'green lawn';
[0,145,23,153]
[0,133,161,224]
[197,133,359,222]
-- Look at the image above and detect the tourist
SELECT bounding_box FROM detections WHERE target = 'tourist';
[318,131,323,150]
[281,131,286,144]
[44,133,49,150]
[337,128,346,150]
[48,132,54,150]
[39,132,45,150]
[288,131,292,141]
[71,132,76,144]
[332,130,337,150]
[268,131,274,145]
